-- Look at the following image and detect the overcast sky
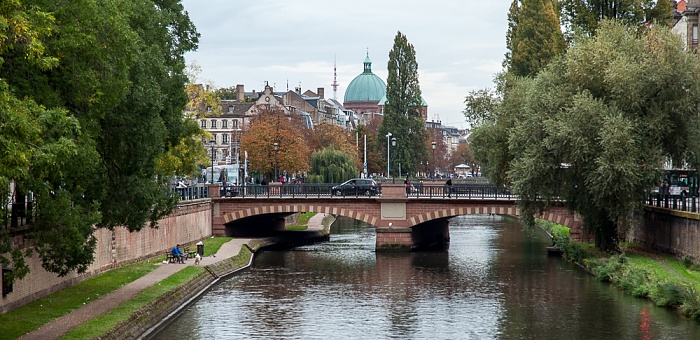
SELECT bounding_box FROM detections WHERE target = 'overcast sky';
[181,1,511,129]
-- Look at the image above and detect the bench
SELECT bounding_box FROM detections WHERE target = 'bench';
[165,251,178,264]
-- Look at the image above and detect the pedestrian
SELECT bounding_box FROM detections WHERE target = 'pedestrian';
[445,177,453,198]
[404,176,411,195]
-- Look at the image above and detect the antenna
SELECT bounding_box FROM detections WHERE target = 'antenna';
[332,54,339,100]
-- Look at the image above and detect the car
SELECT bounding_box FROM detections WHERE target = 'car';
[331,178,379,196]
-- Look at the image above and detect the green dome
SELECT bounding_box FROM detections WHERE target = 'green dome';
[344,53,386,103]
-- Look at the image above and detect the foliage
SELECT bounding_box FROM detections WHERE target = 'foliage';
[309,122,357,166]
[508,0,566,77]
[309,146,358,183]
[356,117,384,175]
[214,86,238,100]
[0,0,200,281]
[467,21,700,252]
[561,0,674,39]
[378,31,428,177]
[240,105,310,180]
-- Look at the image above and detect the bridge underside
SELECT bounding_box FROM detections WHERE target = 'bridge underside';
[376,218,451,252]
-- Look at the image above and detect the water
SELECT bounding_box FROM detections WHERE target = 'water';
[155,215,700,339]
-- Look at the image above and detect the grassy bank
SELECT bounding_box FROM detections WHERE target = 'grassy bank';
[538,220,700,321]
[285,212,316,231]
[0,237,233,338]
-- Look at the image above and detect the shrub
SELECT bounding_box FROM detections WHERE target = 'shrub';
[650,281,685,308]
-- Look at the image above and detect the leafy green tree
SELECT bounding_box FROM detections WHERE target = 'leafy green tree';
[215,86,238,100]
[468,21,700,252]
[0,0,200,281]
[378,31,428,177]
[561,0,674,38]
[308,146,358,183]
[509,0,566,77]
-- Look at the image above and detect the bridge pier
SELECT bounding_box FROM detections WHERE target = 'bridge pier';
[375,219,450,252]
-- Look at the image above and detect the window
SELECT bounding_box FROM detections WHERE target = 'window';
[694,24,698,46]
[228,105,234,113]
[233,120,239,128]
[200,120,206,128]
[211,120,217,128]
[222,120,228,128]
[223,134,229,144]
[206,106,212,112]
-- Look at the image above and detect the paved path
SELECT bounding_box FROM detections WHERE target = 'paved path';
[20,213,327,340]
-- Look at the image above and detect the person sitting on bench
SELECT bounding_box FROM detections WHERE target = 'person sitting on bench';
[171,244,185,264]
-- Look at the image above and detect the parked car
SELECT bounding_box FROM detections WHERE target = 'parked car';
[331,178,380,196]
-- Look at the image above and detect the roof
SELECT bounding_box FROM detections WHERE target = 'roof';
[344,53,386,103]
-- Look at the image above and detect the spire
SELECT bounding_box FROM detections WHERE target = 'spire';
[332,54,339,100]
[363,49,372,74]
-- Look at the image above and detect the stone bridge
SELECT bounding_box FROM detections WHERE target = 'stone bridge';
[210,184,584,251]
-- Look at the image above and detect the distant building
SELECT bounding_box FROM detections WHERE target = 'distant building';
[343,53,387,124]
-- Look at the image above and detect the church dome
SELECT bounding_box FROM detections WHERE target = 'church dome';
[344,53,386,103]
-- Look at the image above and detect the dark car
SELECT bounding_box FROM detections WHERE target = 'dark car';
[331,178,379,196]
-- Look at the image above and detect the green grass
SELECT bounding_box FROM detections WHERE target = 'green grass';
[0,237,234,338]
[200,237,233,256]
[285,212,315,230]
[0,261,159,338]
[62,266,204,339]
[296,212,315,225]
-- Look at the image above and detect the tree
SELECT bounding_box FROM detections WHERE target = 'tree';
[468,21,700,252]
[509,0,566,77]
[378,31,428,177]
[240,105,310,181]
[214,86,238,100]
[0,0,200,281]
[561,0,674,38]
[308,146,357,183]
[356,117,384,176]
[309,122,357,163]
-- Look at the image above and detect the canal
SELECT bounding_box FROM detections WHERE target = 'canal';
[155,215,700,339]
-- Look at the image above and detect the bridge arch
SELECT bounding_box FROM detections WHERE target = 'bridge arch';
[213,198,584,248]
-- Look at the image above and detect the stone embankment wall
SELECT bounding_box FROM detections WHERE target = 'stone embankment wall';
[1,200,212,314]
[99,230,331,339]
[627,207,700,260]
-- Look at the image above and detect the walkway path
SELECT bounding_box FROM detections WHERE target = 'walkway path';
[20,213,327,340]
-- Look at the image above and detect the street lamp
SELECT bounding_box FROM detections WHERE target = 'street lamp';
[209,139,216,184]
[431,141,436,178]
[386,132,392,178]
[391,136,397,182]
[273,142,279,182]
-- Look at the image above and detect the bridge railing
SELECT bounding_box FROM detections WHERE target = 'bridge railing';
[173,185,209,201]
[408,183,516,199]
[172,183,520,200]
[644,193,699,213]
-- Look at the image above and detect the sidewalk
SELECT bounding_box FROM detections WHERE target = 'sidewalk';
[20,213,327,339]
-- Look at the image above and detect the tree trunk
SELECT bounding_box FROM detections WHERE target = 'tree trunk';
[595,218,620,253]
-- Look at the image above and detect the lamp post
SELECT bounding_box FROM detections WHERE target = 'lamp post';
[431,141,436,178]
[386,132,392,178]
[391,136,397,183]
[209,139,216,184]
[273,142,279,182]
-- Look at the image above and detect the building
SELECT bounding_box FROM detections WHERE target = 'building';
[343,53,387,124]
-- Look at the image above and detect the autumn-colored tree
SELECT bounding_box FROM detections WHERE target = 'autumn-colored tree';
[356,117,384,176]
[309,122,357,162]
[240,105,310,181]
[449,143,477,175]
[426,128,449,176]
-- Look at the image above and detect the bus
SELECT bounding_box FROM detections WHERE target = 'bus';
[657,169,699,198]
[204,164,241,185]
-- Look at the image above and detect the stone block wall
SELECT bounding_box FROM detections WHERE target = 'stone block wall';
[627,207,700,259]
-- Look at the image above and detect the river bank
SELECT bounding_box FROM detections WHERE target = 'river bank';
[539,219,700,322]
[4,213,333,339]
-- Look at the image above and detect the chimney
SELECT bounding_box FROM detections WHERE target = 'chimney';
[317,88,324,99]
[236,84,244,102]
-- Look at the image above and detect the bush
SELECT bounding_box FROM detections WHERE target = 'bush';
[650,281,685,308]
[679,285,700,320]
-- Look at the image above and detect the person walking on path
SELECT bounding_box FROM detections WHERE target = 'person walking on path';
[445,177,453,198]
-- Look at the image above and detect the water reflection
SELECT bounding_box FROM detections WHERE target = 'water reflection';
[155,215,700,340]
